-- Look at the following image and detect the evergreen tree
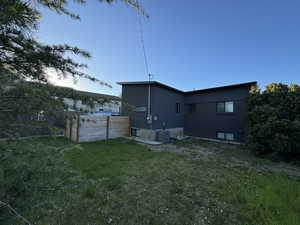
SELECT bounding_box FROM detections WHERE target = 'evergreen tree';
[0,0,144,137]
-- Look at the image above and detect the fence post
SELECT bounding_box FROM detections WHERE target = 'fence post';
[69,118,73,140]
[106,116,110,141]
[76,114,80,143]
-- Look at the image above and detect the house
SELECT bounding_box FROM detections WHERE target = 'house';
[64,90,121,115]
[118,81,257,142]
[23,81,121,115]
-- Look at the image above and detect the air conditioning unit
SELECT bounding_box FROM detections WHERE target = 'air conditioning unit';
[156,130,170,143]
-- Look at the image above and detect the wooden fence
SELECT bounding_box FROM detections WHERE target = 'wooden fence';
[65,115,130,142]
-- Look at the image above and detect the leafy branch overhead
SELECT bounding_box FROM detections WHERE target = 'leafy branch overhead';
[1,1,144,223]
[1,0,145,84]
[2,1,93,85]
[0,0,145,138]
[36,0,148,19]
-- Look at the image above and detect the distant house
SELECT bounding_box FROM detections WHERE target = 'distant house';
[118,81,257,142]
[22,81,121,115]
[64,90,121,115]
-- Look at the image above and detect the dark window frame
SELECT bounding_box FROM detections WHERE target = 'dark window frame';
[131,127,139,137]
[176,103,181,113]
[216,102,225,113]
[216,101,234,113]
[216,132,235,141]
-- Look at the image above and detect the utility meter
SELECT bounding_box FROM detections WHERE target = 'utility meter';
[146,114,152,124]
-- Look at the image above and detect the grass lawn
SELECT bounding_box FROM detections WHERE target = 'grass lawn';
[1,137,300,225]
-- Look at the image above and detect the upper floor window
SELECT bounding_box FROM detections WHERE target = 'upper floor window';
[81,99,87,105]
[217,101,234,113]
[176,103,181,113]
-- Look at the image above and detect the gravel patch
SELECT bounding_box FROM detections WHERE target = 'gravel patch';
[143,139,300,179]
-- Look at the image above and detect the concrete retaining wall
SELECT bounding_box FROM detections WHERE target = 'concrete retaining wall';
[133,127,184,142]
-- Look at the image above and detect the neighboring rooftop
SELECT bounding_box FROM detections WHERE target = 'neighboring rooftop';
[117,81,257,94]
[76,90,120,101]
[26,81,120,101]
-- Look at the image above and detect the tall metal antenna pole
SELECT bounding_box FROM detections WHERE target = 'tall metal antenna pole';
[137,5,150,76]
[137,2,152,128]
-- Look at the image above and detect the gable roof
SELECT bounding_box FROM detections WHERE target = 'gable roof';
[117,81,257,94]
[184,81,257,95]
[117,81,184,93]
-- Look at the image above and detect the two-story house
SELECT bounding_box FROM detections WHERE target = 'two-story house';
[118,81,256,142]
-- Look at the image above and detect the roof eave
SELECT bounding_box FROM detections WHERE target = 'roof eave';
[117,81,184,93]
[117,81,258,94]
[184,81,257,95]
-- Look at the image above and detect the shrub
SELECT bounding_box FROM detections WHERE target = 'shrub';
[247,83,300,160]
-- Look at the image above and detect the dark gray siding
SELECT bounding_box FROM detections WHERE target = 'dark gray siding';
[151,86,184,129]
[121,84,149,129]
[184,86,251,142]
[121,84,184,130]
[121,82,252,142]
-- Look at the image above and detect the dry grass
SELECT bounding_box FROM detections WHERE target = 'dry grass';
[2,137,300,225]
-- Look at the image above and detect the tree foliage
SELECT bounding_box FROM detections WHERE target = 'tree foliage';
[0,0,144,223]
[0,0,143,138]
[247,83,300,160]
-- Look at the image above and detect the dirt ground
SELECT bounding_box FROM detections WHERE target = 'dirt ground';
[145,138,300,179]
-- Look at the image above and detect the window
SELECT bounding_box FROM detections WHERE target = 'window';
[217,101,234,113]
[217,132,234,141]
[217,102,225,113]
[134,106,147,112]
[217,132,225,139]
[131,128,139,137]
[176,103,181,113]
[225,101,234,112]
[188,104,196,113]
[225,133,234,141]
[37,111,46,121]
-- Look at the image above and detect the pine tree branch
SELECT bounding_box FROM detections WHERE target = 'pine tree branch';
[0,201,32,225]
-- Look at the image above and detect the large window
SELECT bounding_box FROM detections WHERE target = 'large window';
[217,132,234,141]
[176,103,181,113]
[217,101,234,113]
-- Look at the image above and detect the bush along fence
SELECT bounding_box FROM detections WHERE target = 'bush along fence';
[66,115,130,142]
[247,83,300,160]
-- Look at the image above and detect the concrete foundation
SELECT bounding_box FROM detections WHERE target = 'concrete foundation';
[137,129,157,141]
[166,127,184,139]
[133,127,184,142]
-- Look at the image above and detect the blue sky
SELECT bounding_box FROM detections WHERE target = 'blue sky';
[37,0,300,96]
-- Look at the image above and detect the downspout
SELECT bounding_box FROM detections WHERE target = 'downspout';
[147,77,152,129]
